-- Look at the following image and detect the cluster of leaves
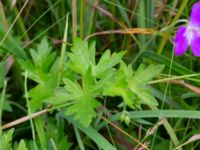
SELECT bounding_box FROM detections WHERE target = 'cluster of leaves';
[23,37,163,127]
[47,38,126,126]
[0,37,164,149]
[19,38,60,112]
[0,129,27,150]
[0,118,71,150]
[1,0,200,149]
[105,62,164,109]
[0,37,163,149]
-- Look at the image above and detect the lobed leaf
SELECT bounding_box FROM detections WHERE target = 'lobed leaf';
[67,38,96,75]
[65,95,100,127]
[104,62,164,108]
[94,50,126,78]
[131,64,165,85]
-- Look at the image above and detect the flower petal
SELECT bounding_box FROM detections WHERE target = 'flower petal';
[174,26,188,56]
[190,2,200,27]
[190,35,200,56]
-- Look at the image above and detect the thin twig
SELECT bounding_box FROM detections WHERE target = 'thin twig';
[169,79,200,95]
[1,108,49,130]
[102,116,149,150]
[85,28,156,40]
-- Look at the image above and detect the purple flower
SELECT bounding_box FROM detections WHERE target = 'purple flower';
[174,2,200,56]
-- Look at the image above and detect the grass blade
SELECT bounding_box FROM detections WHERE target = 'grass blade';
[58,112,116,150]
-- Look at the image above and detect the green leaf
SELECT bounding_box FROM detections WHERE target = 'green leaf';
[0,128,14,150]
[82,66,94,91]
[128,64,164,107]
[19,37,57,81]
[67,38,96,75]
[67,38,125,78]
[44,118,71,150]
[30,38,55,71]
[94,50,126,78]
[17,140,28,150]
[19,37,59,111]
[129,84,158,106]
[18,59,40,82]
[63,78,83,99]
[104,62,133,107]
[29,77,56,111]
[104,75,134,108]
[48,64,115,126]
[46,38,126,126]
[104,62,163,108]
[58,136,71,150]
[65,95,100,127]
[93,69,114,93]
[63,76,100,127]
[131,64,164,85]
[110,110,200,120]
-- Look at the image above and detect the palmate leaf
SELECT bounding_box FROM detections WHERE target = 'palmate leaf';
[0,129,14,150]
[45,118,71,150]
[131,64,165,85]
[17,140,28,150]
[46,38,125,126]
[65,95,100,127]
[67,38,125,78]
[67,38,96,75]
[82,66,94,91]
[63,73,100,127]
[29,77,57,111]
[104,62,164,108]
[30,38,56,73]
[19,38,56,78]
[52,39,125,126]
[19,37,58,111]
[93,50,126,78]
[63,67,101,127]
[104,61,136,108]
[46,66,110,127]
[129,84,158,107]
[128,64,164,107]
